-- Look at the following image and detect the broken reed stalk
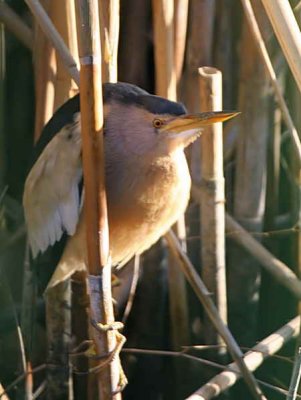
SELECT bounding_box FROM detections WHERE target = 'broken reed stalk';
[98,0,119,82]
[261,0,301,94]
[76,0,121,398]
[152,0,189,350]
[240,0,301,166]
[174,0,189,85]
[0,2,33,50]
[25,0,79,86]
[186,315,300,400]
[165,230,266,400]
[191,184,301,299]
[51,0,79,109]
[198,67,227,349]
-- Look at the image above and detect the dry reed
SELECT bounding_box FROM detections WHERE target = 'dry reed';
[198,66,227,348]
[76,0,121,398]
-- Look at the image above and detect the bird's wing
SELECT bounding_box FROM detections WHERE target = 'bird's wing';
[23,114,83,258]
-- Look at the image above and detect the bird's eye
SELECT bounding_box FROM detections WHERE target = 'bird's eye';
[153,118,163,129]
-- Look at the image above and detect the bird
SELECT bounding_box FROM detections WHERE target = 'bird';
[23,82,236,289]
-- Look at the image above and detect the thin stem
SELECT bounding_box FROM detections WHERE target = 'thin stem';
[192,184,301,299]
[76,0,121,398]
[240,0,301,166]
[165,230,266,400]
[122,255,140,325]
[25,0,79,85]
[287,347,301,400]
[0,2,33,49]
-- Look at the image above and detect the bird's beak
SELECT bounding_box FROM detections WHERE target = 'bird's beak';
[161,111,240,134]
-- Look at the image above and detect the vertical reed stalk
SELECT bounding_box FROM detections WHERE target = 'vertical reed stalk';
[287,347,301,400]
[289,11,301,386]
[152,0,189,351]
[25,0,79,86]
[259,104,282,336]
[45,281,73,399]
[20,2,55,398]
[76,1,121,398]
[198,67,227,350]
[71,272,89,398]
[32,2,56,141]
[0,0,5,186]
[118,0,151,89]
[174,0,188,87]
[42,2,79,398]
[152,0,176,100]
[265,107,281,229]
[98,0,119,82]
[213,0,236,109]
[228,5,269,345]
[51,0,79,109]
[167,217,190,350]
[181,0,215,112]
[181,2,216,263]
[181,9,216,349]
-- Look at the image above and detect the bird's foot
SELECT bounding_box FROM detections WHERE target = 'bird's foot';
[92,320,124,333]
[89,320,128,391]
[70,321,127,391]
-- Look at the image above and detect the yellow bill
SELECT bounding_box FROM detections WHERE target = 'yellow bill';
[161,111,240,133]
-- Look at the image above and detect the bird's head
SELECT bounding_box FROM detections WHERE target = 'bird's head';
[103,84,238,159]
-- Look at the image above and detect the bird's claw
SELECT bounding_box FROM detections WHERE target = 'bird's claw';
[88,319,127,391]
[91,320,124,333]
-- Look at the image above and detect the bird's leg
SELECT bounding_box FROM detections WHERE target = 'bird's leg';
[70,318,127,391]
[70,340,94,357]
[88,320,127,391]
[70,324,127,390]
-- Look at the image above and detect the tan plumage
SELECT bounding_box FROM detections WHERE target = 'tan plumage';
[23,83,236,288]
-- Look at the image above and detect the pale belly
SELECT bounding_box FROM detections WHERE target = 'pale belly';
[108,149,191,266]
[48,150,191,287]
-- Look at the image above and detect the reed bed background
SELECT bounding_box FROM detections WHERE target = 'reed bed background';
[0,0,301,399]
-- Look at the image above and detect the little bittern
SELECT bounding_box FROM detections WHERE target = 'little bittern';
[23,82,237,287]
